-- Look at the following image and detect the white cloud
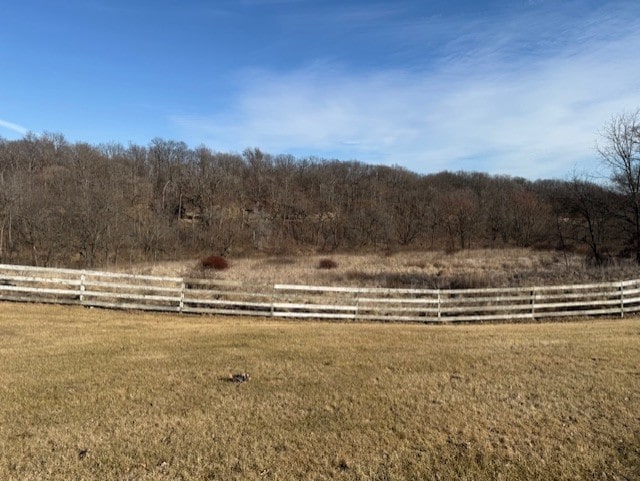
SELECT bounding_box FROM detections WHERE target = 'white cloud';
[172,5,640,179]
[0,118,28,137]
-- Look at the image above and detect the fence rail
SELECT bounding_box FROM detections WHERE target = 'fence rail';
[1,263,639,323]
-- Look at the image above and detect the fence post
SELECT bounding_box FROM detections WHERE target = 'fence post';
[79,272,86,305]
[437,290,441,320]
[354,292,359,322]
[620,282,624,318]
[530,288,535,318]
[179,281,185,314]
[270,285,276,318]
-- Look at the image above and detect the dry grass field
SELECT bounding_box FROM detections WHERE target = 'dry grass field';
[1,302,639,480]
[127,248,640,289]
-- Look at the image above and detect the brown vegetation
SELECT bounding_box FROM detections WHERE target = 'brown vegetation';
[0,126,637,270]
[1,303,638,480]
[317,257,338,269]
[201,255,230,270]
[129,248,640,289]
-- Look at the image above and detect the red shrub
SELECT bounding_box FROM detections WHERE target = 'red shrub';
[317,258,338,269]
[201,255,230,270]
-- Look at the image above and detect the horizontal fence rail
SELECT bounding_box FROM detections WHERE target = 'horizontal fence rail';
[1,264,640,323]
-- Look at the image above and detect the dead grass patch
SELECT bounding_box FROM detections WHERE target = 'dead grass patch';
[120,248,640,288]
[1,303,639,480]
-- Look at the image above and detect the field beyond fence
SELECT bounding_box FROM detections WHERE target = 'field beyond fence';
[2,263,640,322]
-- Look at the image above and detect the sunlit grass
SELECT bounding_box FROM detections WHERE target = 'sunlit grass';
[127,248,639,288]
[1,302,639,480]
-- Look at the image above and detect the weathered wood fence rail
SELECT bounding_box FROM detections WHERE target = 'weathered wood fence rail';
[1,264,640,322]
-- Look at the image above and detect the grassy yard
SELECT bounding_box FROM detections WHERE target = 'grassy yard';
[1,302,639,480]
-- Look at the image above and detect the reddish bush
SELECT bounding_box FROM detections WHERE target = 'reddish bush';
[201,255,230,270]
[317,258,338,269]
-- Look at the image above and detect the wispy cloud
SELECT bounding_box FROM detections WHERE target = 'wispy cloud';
[172,3,640,179]
[0,118,28,136]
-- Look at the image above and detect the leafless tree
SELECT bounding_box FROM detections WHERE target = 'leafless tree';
[563,175,618,265]
[598,110,640,262]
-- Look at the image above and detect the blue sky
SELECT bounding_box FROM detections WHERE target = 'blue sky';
[1,0,639,179]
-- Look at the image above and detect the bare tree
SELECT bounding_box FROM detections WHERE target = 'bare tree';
[439,188,479,250]
[563,175,618,265]
[508,189,552,248]
[598,110,640,262]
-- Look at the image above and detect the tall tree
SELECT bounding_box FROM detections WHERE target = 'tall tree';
[563,176,618,265]
[598,110,640,262]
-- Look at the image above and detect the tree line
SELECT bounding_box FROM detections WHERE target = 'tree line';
[0,110,638,268]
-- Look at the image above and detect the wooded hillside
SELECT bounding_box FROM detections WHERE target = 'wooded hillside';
[0,133,630,268]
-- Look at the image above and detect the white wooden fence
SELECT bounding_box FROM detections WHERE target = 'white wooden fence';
[1,263,640,322]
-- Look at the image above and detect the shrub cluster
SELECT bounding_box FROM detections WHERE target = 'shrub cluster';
[201,255,230,270]
[317,258,338,270]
